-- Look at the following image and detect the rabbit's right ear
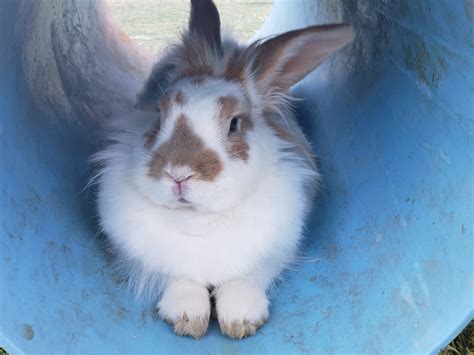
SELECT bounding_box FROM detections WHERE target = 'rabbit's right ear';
[251,24,354,93]
[189,0,222,54]
[135,63,176,111]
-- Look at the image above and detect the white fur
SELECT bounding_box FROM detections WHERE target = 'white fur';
[214,280,269,324]
[158,279,210,322]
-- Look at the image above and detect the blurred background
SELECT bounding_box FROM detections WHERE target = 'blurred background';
[106,0,272,53]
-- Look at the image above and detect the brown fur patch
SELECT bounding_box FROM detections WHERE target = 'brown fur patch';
[191,77,206,86]
[175,90,187,106]
[223,53,247,82]
[159,92,172,118]
[264,116,295,143]
[227,113,253,162]
[143,120,161,150]
[240,114,254,132]
[217,96,254,162]
[148,114,223,181]
[217,96,239,125]
[175,66,214,83]
[228,134,250,161]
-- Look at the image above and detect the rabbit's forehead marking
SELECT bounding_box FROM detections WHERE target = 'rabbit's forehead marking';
[159,90,188,118]
[147,114,223,181]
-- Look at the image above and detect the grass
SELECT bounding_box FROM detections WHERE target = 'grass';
[105,0,273,53]
[440,320,474,355]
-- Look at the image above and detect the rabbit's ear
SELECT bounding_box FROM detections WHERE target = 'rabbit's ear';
[189,0,222,54]
[135,63,176,111]
[251,24,354,92]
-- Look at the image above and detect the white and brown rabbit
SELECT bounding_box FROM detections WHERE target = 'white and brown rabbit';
[95,0,353,340]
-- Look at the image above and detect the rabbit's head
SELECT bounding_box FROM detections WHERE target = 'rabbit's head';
[130,0,353,212]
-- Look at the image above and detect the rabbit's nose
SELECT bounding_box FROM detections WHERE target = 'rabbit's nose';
[163,167,196,184]
[174,174,195,184]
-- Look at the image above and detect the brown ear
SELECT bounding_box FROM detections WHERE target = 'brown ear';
[189,0,222,54]
[251,24,354,92]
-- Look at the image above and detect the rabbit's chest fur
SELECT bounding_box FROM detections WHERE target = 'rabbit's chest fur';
[98,158,307,287]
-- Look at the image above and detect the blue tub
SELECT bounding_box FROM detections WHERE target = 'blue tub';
[1,0,472,353]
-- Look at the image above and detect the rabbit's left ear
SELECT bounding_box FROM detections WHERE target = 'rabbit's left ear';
[189,0,222,54]
[251,24,354,92]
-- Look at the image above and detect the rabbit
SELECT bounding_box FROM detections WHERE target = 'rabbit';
[94,0,353,340]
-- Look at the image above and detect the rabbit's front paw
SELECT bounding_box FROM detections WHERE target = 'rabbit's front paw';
[219,318,267,339]
[158,280,210,339]
[215,280,269,339]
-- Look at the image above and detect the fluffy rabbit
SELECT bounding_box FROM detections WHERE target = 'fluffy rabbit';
[94,0,353,339]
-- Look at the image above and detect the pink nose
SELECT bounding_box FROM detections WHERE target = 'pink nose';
[165,172,195,198]
[172,179,192,198]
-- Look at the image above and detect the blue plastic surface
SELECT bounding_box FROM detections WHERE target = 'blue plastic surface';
[1,0,473,353]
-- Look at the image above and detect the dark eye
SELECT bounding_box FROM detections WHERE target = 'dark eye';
[229,116,241,135]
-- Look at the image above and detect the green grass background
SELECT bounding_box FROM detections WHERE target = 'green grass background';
[106,0,272,53]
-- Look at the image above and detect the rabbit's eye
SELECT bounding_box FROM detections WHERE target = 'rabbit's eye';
[228,116,241,135]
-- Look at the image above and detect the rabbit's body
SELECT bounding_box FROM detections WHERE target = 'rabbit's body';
[98,110,312,288]
[95,0,353,340]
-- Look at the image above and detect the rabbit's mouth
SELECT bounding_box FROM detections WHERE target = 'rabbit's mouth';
[177,197,191,204]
